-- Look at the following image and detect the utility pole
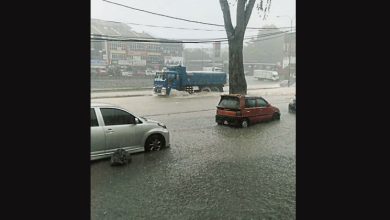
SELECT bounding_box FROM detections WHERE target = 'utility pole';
[288,19,292,87]
[201,46,204,70]
[277,15,293,87]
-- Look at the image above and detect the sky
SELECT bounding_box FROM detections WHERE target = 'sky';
[91,0,295,48]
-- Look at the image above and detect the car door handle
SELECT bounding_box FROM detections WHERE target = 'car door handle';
[106,128,114,133]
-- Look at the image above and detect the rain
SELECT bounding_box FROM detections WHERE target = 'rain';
[91,0,295,219]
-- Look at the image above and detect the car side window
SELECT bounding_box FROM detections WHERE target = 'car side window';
[100,108,135,126]
[91,108,99,127]
[245,98,256,108]
[256,98,268,107]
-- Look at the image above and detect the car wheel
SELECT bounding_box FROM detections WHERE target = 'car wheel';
[241,119,249,128]
[272,112,281,120]
[145,134,164,152]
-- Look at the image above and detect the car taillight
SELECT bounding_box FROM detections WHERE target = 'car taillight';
[236,111,241,116]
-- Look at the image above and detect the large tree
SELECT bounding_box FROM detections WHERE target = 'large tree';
[219,0,271,94]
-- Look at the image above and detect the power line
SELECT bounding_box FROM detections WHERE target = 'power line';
[102,0,294,30]
[91,31,290,43]
[91,30,290,44]
[91,30,291,42]
[93,18,295,32]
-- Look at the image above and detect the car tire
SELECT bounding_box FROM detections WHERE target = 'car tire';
[241,119,249,128]
[272,112,281,120]
[145,134,164,152]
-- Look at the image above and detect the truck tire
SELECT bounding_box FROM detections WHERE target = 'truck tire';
[201,87,211,92]
[211,86,220,92]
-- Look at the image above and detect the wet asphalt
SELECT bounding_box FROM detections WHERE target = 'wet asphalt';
[91,93,295,220]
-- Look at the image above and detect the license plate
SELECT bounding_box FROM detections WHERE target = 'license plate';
[224,120,228,125]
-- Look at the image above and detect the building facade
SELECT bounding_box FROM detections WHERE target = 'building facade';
[91,19,183,76]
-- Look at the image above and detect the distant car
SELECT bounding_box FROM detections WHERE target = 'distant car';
[216,94,280,128]
[91,103,170,161]
[288,95,296,113]
[280,79,295,87]
[121,71,133,77]
[280,80,289,87]
[145,69,156,76]
[133,71,146,76]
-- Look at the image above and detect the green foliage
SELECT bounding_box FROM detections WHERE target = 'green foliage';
[244,24,283,64]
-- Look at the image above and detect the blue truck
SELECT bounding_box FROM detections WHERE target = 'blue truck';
[153,65,227,96]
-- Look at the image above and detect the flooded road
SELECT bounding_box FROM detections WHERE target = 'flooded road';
[91,92,295,219]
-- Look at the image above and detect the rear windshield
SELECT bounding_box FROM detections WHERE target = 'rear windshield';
[218,96,240,109]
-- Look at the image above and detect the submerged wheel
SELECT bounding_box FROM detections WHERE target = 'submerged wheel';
[272,112,281,120]
[211,86,220,92]
[241,119,249,128]
[145,134,164,152]
[201,87,211,92]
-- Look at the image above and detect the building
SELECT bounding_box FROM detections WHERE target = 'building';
[91,19,183,76]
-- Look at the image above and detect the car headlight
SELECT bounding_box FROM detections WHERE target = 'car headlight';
[157,122,167,129]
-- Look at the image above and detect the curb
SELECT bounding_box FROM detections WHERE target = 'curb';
[91,86,293,99]
[91,94,153,99]
[91,86,281,93]
[91,87,152,93]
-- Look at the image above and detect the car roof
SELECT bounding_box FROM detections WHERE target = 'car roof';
[221,94,264,99]
[91,102,117,108]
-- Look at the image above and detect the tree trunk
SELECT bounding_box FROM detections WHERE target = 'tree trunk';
[228,37,247,95]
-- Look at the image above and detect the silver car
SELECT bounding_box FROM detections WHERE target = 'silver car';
[91,103,170,161]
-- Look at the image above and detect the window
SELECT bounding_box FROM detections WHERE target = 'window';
[91,108,99,127]
[256,98,268,107]
[245,98,256,108]
[155,72,166,81]
[218,97,240,109]
[100,108,135,126]
[167,73,175,83]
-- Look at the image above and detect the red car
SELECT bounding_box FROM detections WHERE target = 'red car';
[216,94,280,128]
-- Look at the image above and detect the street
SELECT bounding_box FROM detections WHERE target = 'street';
[91,75,282,91]
[91,88,296,219]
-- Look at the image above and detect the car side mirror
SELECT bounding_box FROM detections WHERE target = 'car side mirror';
[134,118,140,124]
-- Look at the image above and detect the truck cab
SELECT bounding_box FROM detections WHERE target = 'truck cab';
[153,67,182,95]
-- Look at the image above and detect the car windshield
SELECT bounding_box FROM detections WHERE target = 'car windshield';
[218,96,240,109]
[155,72,166,81]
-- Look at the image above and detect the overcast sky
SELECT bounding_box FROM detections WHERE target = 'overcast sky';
[91,0,295,48]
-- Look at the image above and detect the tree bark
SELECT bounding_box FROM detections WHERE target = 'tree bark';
[228,37,247,94]
[220,0,257,95]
